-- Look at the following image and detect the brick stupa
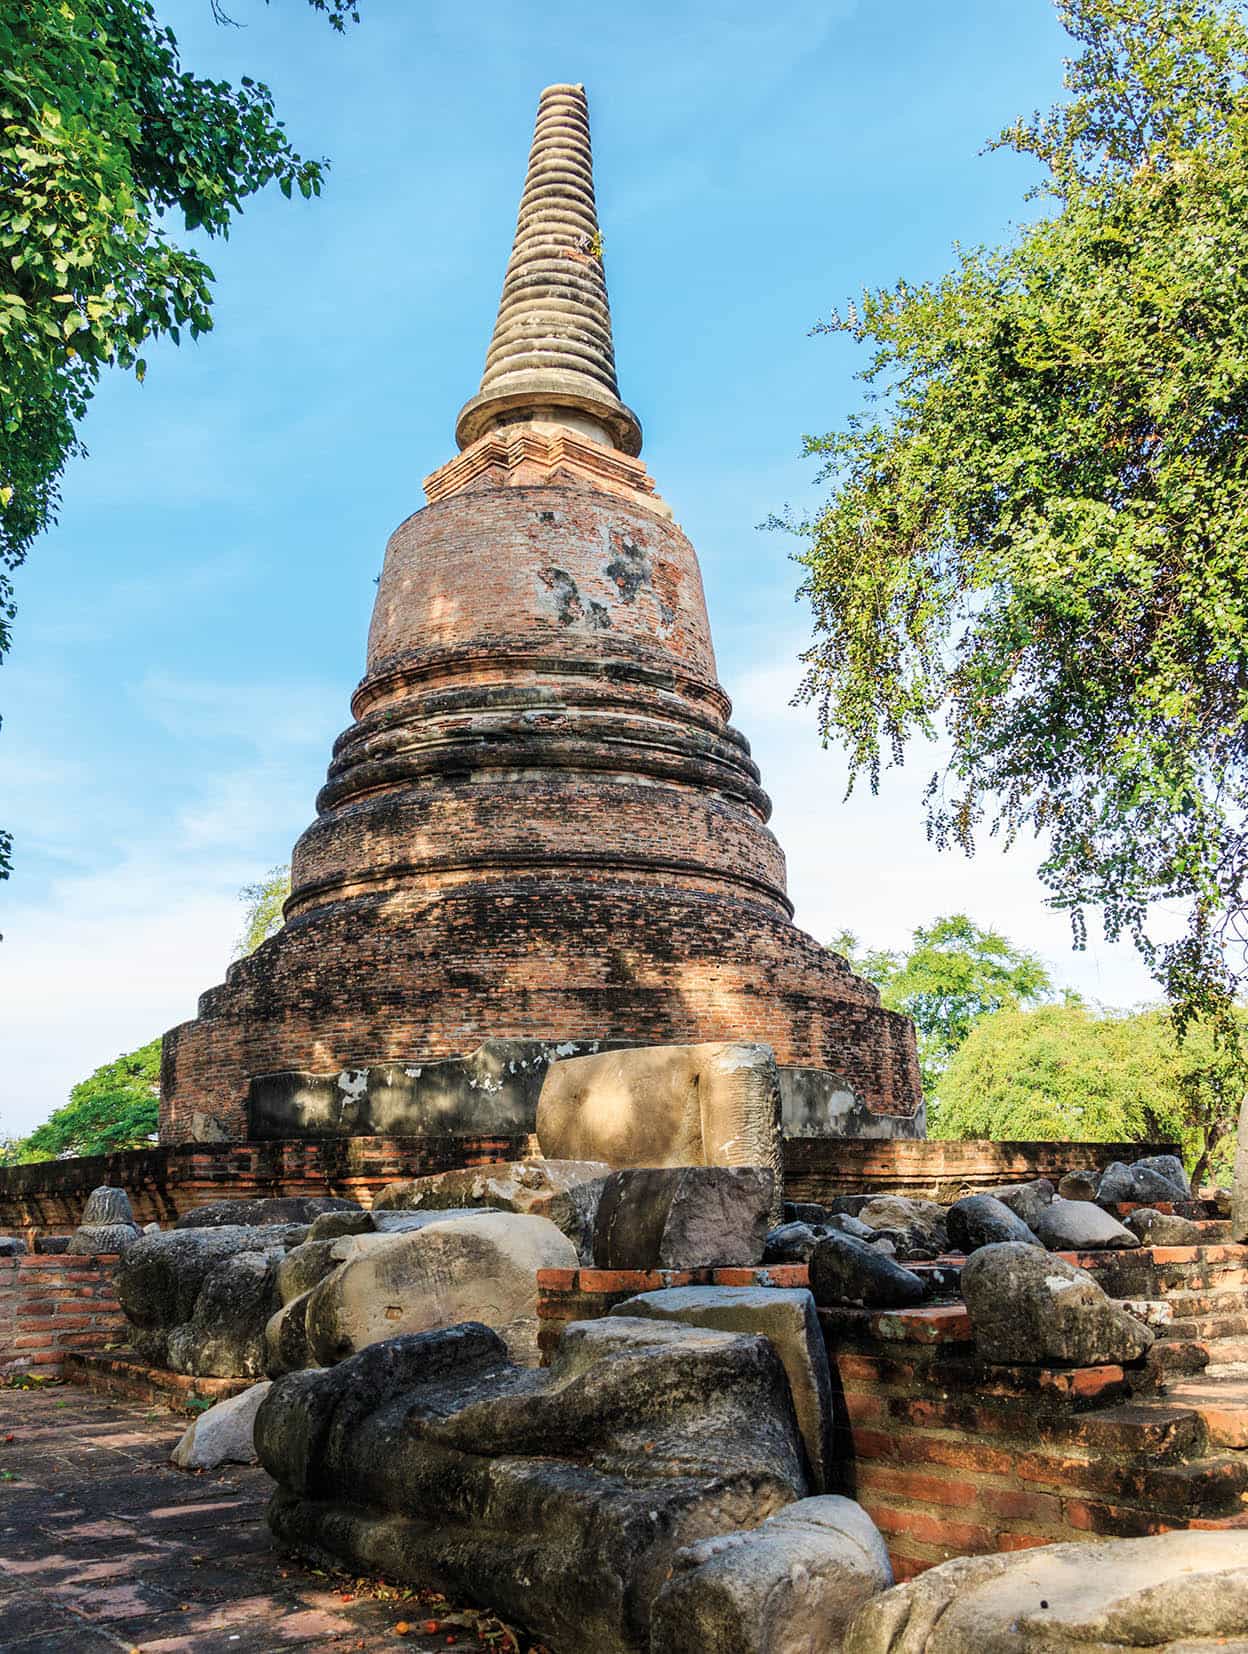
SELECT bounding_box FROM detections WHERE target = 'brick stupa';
[161,84,921,1144]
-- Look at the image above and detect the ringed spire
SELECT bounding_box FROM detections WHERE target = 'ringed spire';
[455,83,643,456]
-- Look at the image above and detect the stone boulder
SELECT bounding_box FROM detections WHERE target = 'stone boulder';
[961,1242,1154,1367]
[0,1236,27,1257]
[1056,1170,1099,1202]
[610,1285,834,1491]
[304,1210,577,1367]
[784,1201,831,1225]
[843,1529,1248,1652]
[763,1221,831,1264]
[946,1195,1040,1253]
[1132,1154,1192,1197]
[257,1317,808,1654]
[171,1380,272,1470]
[983,1179,1055,1229]
[536,1042,783,1219]
[650,1496,893,1654]
[176,1196,360,1230]
[1031,1199,1139,1252]
[852,1197,948,1260]
[1097,1161,1189,1208]
[593,1166,773,1271]
[67,1185,142,1255]
[1124,1207,1204,1246]
[809,1232,926,1310]
[372,1158,611,1261]
[116,1224,304,1375]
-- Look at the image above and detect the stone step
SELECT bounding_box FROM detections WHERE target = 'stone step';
[1164,1376,1248,1447]
[1161,1313,1248,1343]
[1161,1286,1248,1319]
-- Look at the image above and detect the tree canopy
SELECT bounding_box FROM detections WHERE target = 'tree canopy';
[832,913,1055,1098]
[236,862,290,955]
[17,1037,160,1160]
[938,1001,1246,1183]
[788,0,1248,1040]
[0,0,356,883]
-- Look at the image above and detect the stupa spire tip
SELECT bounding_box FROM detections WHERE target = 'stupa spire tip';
[455,82,642,456]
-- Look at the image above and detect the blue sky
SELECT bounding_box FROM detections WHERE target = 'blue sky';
[0,0,1161,1135]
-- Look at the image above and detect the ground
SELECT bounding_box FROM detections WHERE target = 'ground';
[0,1384,541,1653]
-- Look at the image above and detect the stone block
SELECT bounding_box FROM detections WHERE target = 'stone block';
[946,1194,1040,1253]
[843,1530,1248,1653]
[651,1496,893,1654]
[372,1158,612,1261]
[1032,1199,1139,1251]
[808,1231,926,1309]
[536,1042,783,1217]
[304,1210,577,1367]
[592,1166,773,1271]
[1097,1160,1189,1207]
[176,1196,360,1230]
[610,1284,834,1491]
[257,1316,807,1654]
[172,1380,272,1470]
[961,1242,1154,1367]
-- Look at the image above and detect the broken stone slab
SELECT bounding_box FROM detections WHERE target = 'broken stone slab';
[171,1380,272,1470]
[34,1236,67,1254]
[372,1159,611,1262]
[1056,1169,1099,1202]
[1031,1199,1139,1251]
[0,1236,27,1257]
[117,1224,306,1374]
[784,1201,831,1225]
[983,1179,1055,1229]
[68,1185,143,1255]
[808,1231,926,1310]
[842,1529,1248,1653]
[176,1196,360,1229]
[592,1166,774,1271]
[763,1221,831,1264]
[257,1316,807,1654]
[304,1210,577,1367]
[1124,1208,1204,1246]
[650,1495,893,1654]
[536,1042,783,1219]
[247,1038,629,1139]
[1097,1160,1190,1208]
[961,1241,1154,1367]
[609,1284,834,1492]
[1133,1153,1192,1197]
[946,1195,1040,1253]
[851,1196,948,1261]
[777,1067,924,1140]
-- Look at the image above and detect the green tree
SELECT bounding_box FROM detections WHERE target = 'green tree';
[831,914,1055,1099]
[938,1001,1246,1183]
[18,1037,160,1160]
[236,862,290,955]
[787,0,1248,1039]
[0,0,358,883]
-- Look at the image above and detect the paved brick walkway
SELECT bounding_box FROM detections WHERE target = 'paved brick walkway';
[0,1384,535,1652]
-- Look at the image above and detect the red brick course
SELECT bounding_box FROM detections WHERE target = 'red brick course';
[0,1254,126,1379]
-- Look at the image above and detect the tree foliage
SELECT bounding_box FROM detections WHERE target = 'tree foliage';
[17,1037,160,1160]
[938,1001,1246,1184]
[788,0,1248,1039]
[0,0,353,883]
[236,861,289,955]
[832,913,1055,1097]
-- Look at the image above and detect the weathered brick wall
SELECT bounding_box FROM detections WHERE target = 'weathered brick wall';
[159,462,924,1142]
[0,1136,1183,1240]
[0,1255,125,1379]
[0,1133,538,1238]
[783,1138,1180,1204]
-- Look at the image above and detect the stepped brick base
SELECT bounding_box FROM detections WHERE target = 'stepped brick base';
[0,1254,125,1379]
[0,1136,1178,1243]
[537,1236,1248,1579]
[62,1351,254,1414]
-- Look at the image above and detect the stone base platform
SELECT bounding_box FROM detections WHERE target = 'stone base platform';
[0,1135,1179,1242]
[62,1350,255,1415]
